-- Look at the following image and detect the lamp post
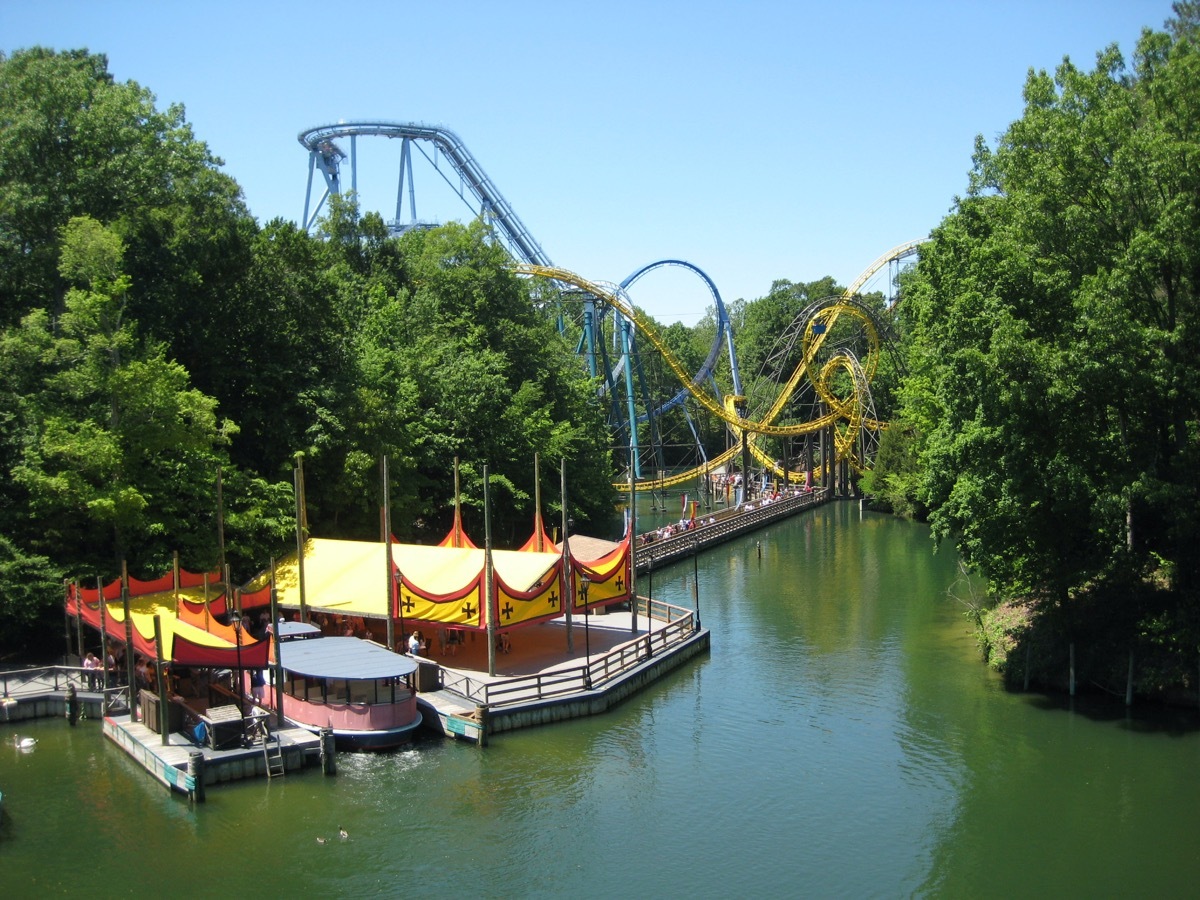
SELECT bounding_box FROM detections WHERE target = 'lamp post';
[579,575,591,688]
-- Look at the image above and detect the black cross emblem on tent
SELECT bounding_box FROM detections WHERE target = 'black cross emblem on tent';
[402,595,415,612]
[547,590,558,607]
[615,576,624,592]
[461,602,475,619]
[501,602,514,620]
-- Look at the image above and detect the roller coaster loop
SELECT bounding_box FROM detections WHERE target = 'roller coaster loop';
[517,238,923,491]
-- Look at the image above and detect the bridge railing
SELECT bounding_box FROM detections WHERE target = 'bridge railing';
[635,487,829,571]
[439,597,699,709]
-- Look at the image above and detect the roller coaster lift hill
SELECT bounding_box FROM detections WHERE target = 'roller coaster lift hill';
[300,122,922,501]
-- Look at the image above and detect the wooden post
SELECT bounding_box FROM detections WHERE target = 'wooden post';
[629,441,638,635]
[269,559,285,727]
[1069,642,1076,697]
[294,453,308,624]
[187,750,206,803]
[225,564,237,618]
[73,579,85,672]
[484,464,496,678]
[1125,650,1134,707]
[320,726,336,775]
[533,453,543,552]
[153,615,169,745]
[692,535,700,628]
[62,580,73,664]
[216,465,227,577]
[98,576,110,714]
[65,683,78,726]
[121,561,137,721]
[561,458,574,654]
[805,432,814,491]
[172,551,181,618]
[383,455,396,652]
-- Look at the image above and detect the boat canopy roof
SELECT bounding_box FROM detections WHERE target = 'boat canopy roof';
[277,635,418,681]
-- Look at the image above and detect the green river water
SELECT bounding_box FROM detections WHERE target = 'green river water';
[3,502,1199,897]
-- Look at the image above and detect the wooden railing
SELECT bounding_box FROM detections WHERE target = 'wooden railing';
[439,597,700,709]
[634,487,829,572]
[1,664,90,697]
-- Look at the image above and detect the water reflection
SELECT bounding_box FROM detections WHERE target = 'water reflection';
[5,505,1200,895]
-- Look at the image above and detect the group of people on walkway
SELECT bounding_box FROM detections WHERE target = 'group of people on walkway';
[81,649,116,691]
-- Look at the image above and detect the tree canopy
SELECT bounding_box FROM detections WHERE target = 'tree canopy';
[0,48,616,652]
[897,10,1200,611]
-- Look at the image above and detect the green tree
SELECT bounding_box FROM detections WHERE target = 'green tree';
[902,11,1200,601]
[6,217,235,573]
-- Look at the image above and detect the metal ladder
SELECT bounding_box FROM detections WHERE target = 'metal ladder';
[263,733,285,778]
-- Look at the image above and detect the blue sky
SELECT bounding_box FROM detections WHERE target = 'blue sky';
[2,1,1171,323]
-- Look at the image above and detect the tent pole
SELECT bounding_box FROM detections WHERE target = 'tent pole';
[294,454,308,624]
[484,464,496,677]
[383,454,396,652]
[269,558,284,727]
[121,561,138,721]
[153,615,168,745]
[561,458,573,654]
[534,452,543,552]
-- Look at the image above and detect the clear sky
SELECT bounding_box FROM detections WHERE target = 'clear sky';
[2,0,1172,324]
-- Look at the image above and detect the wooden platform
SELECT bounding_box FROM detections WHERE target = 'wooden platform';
[414,609,709,745]
[103,712,322,794]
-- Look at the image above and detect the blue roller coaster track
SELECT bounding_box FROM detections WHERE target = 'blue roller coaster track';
[299,121,741,481]
[298,121,919,487]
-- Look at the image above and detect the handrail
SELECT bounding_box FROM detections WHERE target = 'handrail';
[440,598,699,708]
[635,488,828,571]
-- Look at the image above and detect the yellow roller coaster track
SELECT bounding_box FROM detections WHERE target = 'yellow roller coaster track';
[516,239,923,492]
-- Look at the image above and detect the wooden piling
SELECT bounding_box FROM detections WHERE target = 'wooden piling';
[65,683,79,726]
[320,727,336,775]
[188,750,206,803]
[1125,651,1134,707]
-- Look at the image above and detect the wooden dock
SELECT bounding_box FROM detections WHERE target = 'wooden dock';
[413,606,708,745]
[103,712,323,795]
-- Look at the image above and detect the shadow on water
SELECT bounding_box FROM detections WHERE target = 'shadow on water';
[1020,689,1200,736]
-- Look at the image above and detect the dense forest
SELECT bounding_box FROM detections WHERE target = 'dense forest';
[0,48,619,653]
[865,6,1200,699]
[3,7,1198,700]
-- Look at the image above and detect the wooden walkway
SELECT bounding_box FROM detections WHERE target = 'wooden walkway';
[634,487,830,572]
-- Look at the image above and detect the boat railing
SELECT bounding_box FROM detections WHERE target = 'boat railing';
[442,598,700,709]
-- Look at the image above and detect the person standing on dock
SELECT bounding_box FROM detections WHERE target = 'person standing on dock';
[83,653,99,690]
